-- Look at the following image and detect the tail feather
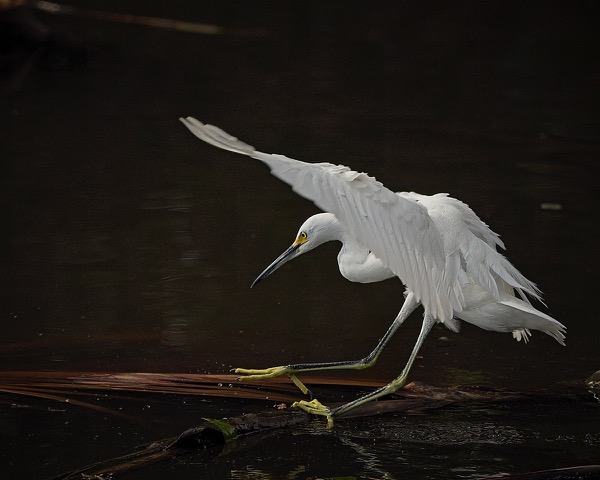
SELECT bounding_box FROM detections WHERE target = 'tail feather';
[458,283,566,345]
[499,294,565,345]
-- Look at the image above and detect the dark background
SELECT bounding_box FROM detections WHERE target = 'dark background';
[1,2,599,479]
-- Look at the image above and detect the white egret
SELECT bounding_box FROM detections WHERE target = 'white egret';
[180,116,565,427]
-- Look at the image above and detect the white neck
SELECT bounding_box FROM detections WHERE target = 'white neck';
[322,216,394,284]
[305,213,394,283]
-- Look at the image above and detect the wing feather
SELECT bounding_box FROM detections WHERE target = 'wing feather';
[403,192,543,304]
[180,117,462,321]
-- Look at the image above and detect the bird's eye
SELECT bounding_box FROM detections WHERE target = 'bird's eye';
[299,231,307,239]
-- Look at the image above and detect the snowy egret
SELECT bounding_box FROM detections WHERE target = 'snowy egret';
[180,117,565,427]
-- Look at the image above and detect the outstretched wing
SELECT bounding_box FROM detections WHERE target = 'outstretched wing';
[401,192,543,304]
[180,117,464,321]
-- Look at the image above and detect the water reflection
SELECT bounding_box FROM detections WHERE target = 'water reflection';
[444,368,491,386]
[166,396,600,480]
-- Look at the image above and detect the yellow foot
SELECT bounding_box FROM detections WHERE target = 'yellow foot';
[235,365,291,379]
[234,366,309,395]
[292,399,334,429]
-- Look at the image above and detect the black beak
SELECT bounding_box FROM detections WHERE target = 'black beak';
[251,242,301,288]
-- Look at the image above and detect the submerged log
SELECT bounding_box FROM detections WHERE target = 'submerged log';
[43,381,553,479]
[46,389,486,479]
[0,372,590,479]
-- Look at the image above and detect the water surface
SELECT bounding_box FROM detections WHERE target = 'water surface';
[2,2,599,478]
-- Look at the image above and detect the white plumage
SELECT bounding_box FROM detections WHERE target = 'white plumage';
[180,116,565,424]
[181,117,460,322]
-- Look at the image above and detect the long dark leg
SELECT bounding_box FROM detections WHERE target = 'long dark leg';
[235,292,419,381]
[294,311,437,427]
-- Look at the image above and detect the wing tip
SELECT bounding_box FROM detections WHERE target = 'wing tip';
[180,116,256,156]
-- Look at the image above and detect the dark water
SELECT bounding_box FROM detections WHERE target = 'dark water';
[2,2,600,479]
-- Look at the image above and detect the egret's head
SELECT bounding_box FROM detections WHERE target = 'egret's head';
[251,213,340,287]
